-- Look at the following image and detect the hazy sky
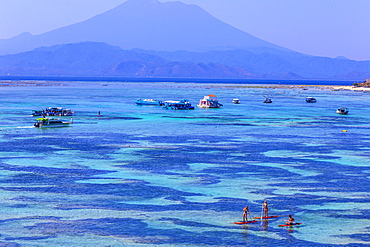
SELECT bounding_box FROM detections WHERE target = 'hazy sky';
[1,0,369,60]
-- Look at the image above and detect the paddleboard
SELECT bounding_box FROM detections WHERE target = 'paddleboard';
[234,220,257,224]
[253,215,279,219]
[278,223,302,227]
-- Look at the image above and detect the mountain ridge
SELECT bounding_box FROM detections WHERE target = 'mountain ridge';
[1,41,369,79]
[1,0,369,79]
[0,42,255,78]
[0,0,290,55]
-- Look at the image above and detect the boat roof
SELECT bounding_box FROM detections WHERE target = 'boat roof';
[165,100,180,103]
[36,118,60,121]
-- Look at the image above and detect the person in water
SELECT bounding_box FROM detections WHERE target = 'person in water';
[286,215,295,225]
[262,200,268,217]
[242,206,250,222]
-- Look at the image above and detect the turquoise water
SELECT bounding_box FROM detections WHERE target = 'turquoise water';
[0,82,369,246]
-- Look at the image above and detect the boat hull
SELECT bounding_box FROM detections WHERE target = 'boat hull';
[135,99,163,106]
[197,105,222,108]
[35,123,71,128]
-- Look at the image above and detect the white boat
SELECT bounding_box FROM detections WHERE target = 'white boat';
[34,118,73,128]
[306,97,317,103]
[135,98,164,106]
[232,98,240,104]
[336,107,349,115]
[263,97,272,103]
[198,95,223,108]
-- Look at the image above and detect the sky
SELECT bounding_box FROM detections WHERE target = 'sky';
[1,0,369,61]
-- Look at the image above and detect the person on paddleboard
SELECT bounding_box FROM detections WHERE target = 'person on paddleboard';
[242,206,250,222]
[286,215,295,225]
[262,200,268,217]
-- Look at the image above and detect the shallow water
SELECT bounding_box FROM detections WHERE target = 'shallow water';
[0,82,369,246]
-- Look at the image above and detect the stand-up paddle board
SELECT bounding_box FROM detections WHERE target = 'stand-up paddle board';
[278,223,302,227]
[234,220,258,224]
[253,216,279,219]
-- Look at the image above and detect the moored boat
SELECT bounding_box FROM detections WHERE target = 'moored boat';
[306,97,317,103]
[32,107,74,116]
[263,97,272,103]
[135,98,164,106]
[34,118,73,128]
[336,107,349,115]
[198,94,223,108]
[163,99,194,110]
[232,98,240,104]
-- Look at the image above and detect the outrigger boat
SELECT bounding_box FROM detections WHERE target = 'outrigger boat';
[34,118,73,128]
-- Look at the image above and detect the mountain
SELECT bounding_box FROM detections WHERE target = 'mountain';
[1,0,369,79]
[135,49,370,79]
[0,42,254,78]
[0,0,289,55]
[1,41,369,79]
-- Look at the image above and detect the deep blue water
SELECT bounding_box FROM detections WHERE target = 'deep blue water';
[0,81,369,246]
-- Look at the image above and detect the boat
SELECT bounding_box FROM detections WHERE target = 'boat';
[135,98,164,106]
[306,97,317,103]
[32,107,74,116]
[232,98,240,104]
[197,94,223,108]
[336,107,349,115]
[34,118,73,128]
[163,99,194,110]
[263,97,272,103]
[31,110,44,116]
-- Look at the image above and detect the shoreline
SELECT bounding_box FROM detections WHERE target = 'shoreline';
[1,80,369,91]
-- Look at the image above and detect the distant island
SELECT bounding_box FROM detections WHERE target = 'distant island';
[1,0,369,80]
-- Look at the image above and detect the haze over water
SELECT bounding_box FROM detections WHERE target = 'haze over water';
[0,80,369,246]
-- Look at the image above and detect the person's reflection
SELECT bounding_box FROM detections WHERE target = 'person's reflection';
[261,219,268,231]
